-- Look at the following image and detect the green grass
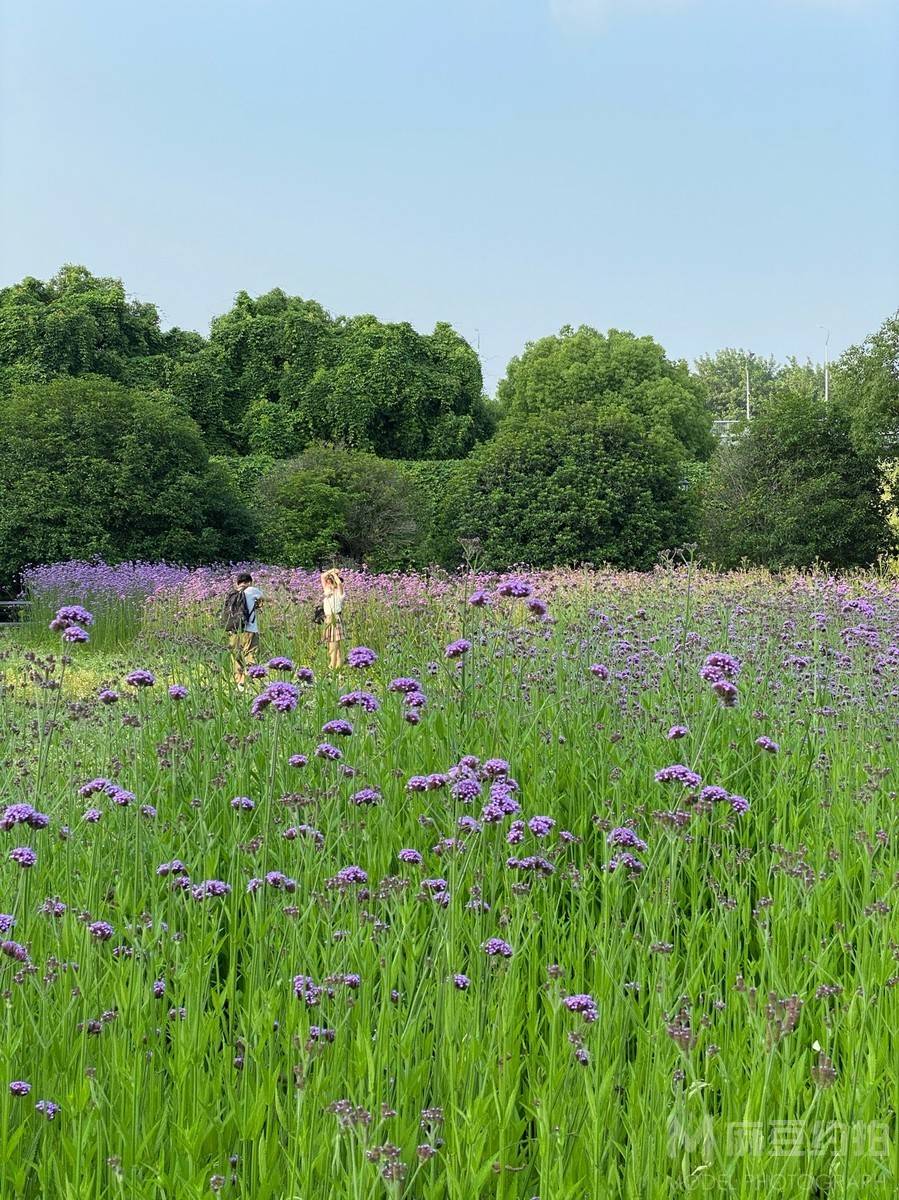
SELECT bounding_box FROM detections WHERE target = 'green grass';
[0,565,897,1199]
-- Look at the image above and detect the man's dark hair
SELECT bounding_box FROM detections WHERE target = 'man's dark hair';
[236,572,252,585]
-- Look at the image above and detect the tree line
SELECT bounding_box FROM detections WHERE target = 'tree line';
[0,265,896,587]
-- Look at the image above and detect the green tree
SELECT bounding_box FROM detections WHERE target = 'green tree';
[835,312,899,460]
[449,404,695,570]
[209,289,489,459]
[0,265,177,394]
[497,325,714,462]
[0,376,253,585]
[694,348,778,419]
[699,387,892,569]
[255,444,423,570]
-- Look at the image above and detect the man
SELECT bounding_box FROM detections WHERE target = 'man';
[226,572,263,690]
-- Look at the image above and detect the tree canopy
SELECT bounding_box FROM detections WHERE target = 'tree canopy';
[497,325,714,462]
[0,376,253,583]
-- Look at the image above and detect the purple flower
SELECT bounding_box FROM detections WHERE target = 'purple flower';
[78,778,110,797]
[458,816,482,833]
[322,719,353,737]
[293,975,321,1006]
[0,804,36,831]
[756,736,779,753]
[655,764,701,787]
[0,915,15,933]
[252,681,300,718]
[9,1081,31,1096]
[445,639,472,659]
[712,679,739,706]
[528,815,555,837]
[98,689,119,704]
[453,974,471,990]
[156,859,188,877]
[606,852,645,873]
[315,742,343,761]
[61,624,89,644]
[338,690,379,712]
[247,665,268,680]
[729,794,750,815]
[497,578,532,599]
[152,979,166,998]
[483,937,513,958]
[2,941,28,961]
[125,669,155,688]
[82,808,103,823]
[231,796,255,811]
[452,777,482,803]
[52,604,94,628]
[388,677,421,694]
[9,847,36,869]
[288,754,308,768]
[527,597,548,618]
[398,848,423,865]
[35,1100,60,1120]
[295,666,315,684]
[168,684,188,700]
[701,652,741,682]
[405,690,428,709]
[699,785,729,805]
[482,759,510,779]
[265,871,297,892]
[267,656,295,672]
[667,725,689,740]
[350,788,381,806]
[606,827,647,851]
[467,589,491,607]
[563,994,599,1022]
[191,880,232,901]
[347,646,377,670]
[88,921,114,941]
[327,865,367,889]
[589,663,610,680]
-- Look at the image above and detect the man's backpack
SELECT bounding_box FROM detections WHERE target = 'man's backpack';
[222,589,251,633]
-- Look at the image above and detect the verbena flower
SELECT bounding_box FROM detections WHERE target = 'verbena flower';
[350,788,381,806]
[9,847,36,868]
[268,656,294,672]
[606,827,648,851]
[35,1100,60,1120]
[61,624,89,644]
[288,754,308,768]
[168,684,188,700]
[322,719,353,737]
[483,937,513,957]
[388,677,421,694]
[338,690,379,712]
[9,1081,31,1096]
[315,742,342,761]
[667,725,689,739]
[445,639,471,659]
[655,764,701,787]
[88,921,114,940]
[125,669,155,688]
[252,681,300,718]
[453,973,471,990]
[497,579,531,599]
[398,848,423,865]
[347,647,377,669]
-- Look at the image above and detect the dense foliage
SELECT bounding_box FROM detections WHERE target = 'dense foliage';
[0,376,253,583]
[699,384,894,569]
[0,265,895,582]
[498,325,715,462]
[449,405,695,570]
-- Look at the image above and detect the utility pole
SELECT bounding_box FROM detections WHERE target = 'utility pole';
[820,326,830,404]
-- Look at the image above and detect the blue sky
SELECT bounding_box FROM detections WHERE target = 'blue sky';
[1,0,896,393]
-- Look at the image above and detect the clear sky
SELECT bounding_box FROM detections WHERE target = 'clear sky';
[1,0,896,393]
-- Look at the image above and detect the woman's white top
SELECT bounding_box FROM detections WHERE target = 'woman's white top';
[324,592,344,618]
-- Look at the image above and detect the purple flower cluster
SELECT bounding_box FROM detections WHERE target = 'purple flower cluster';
[346,646,377,670]
[251,681,300,717]
[338,690,380,712]
[1,803,49,831]
[125,669,156,688]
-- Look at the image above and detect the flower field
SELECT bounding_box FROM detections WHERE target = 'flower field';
[1,560,898,1199]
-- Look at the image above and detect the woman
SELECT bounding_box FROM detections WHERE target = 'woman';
[320,570,345,670]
